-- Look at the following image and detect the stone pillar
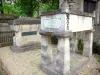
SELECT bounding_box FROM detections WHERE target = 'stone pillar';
[80,0,84,12]
[71,0,84,12]
[59,0,64,8]
[95,0,100,24]
[83,31,93,57]
[55,37,70,75]
[40,35,53,73]
[71,32,78,53]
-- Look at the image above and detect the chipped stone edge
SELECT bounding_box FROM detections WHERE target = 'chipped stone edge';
[39,29,73,38]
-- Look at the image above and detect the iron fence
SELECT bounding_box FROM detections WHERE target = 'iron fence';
[0,26,15,47]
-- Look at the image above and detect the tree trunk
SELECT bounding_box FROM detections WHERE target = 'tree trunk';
[27,9,33,17]
[26,2,33,17]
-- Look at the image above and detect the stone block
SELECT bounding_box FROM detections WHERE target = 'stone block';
[83,32,93,57]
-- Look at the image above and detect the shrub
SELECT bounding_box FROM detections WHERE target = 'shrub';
[77,38,84,54]
[93,42,100,55]
[97,58,100,62]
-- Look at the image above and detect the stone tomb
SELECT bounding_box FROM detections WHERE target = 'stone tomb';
[40,9,94,75]
[9,17,41,52]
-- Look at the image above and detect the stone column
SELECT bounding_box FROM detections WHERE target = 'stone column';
[71,32,78,53]
[59,0,64,8]
[55,37,70,75]
[95,0,100,24]
[71,0,84,12]
[83,31,93,57]
[40,35,53,73]
[80,0,84,12]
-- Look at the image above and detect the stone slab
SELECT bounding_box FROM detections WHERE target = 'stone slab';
[41,9,94,17]
[10,42,41,53]
[40,30,73,38]
[8,17,41,25]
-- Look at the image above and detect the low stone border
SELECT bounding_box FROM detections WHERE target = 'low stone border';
[10,42,41,53]
[71,58,90,75]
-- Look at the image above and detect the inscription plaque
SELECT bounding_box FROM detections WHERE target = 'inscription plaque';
[41,14,66,32]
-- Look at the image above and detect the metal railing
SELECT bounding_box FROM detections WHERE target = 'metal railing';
[0,27,15,47]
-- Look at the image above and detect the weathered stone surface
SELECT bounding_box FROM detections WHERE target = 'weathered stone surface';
[41,35,53,66]
[40,30,73,38]
[94,25,100,43]
[8,17,41,25]
[83,31,93,57]
[0,14,17,20]
[55,38,70,75]
[10,42,41,52]
[41,9,94,17]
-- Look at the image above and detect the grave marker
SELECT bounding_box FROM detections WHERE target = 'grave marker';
[9,17,41,52]
[40,6,94,75]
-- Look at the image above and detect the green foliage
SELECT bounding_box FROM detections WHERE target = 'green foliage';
[0,72,3,75]
[93,42,100,55]
[16,0,59,17]
[3,3,22,16]
[0,2,22,17]
[0,0,59,17]
[77,38,84,54]
[41,0,59,11]
[97,58,100,62]
[16,0,40,17]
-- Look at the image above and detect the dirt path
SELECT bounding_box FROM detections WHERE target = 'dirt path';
[0,46,99,75]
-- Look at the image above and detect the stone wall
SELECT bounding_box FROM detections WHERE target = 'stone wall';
[72,0,84,12]
[95,0,100,24]
[94,25,100,43]
[13,24,41,47]
[59,0,84,12]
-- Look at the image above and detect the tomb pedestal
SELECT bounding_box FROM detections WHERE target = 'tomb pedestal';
[55,37,70,75]
[8,17,41,52]
[40,7,94,75]
[40,31,72,75]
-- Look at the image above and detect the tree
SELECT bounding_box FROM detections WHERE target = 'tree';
[16,0,59,17]
[16,0,41,17]
[0,0,4,14]
[41,0,59,11]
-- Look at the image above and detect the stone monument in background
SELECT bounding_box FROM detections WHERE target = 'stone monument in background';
[9,17,41,52]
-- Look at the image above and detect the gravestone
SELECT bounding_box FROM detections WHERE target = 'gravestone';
[9,17,41,52]
[40,3,94,75]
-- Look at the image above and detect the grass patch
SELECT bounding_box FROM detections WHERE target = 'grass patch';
[97,58,100,62]
[0,72,3,75]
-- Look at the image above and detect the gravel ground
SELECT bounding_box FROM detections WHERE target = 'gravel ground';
[0,46,99,75]
[78,55,100,75]
[0,46,45,75]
